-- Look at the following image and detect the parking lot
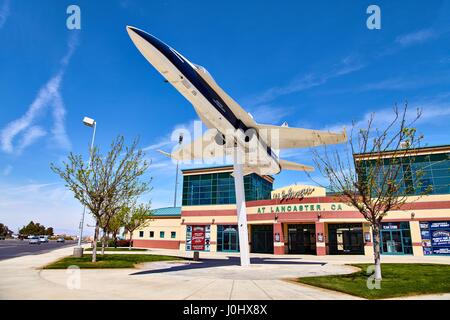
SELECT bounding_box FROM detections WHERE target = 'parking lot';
[0,239,77,261]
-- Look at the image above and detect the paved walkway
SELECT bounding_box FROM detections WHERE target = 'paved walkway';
[1,246,449,300]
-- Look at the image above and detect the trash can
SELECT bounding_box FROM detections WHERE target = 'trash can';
[193,251,200,261]
[73,247,84,257]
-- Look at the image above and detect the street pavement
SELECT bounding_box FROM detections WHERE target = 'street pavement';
[0,245,449,300]
[0,239,77,261]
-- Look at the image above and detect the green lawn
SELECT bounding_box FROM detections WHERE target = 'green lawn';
[297,263,450,299]
[44,254,184,269]
[84,247,147,252]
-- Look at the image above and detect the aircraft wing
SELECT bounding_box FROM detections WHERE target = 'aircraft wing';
[256,124,347,149]
[279,159,314,172]
[158,131,227,161]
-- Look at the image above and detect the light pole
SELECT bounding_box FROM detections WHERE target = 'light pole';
[73,116,97,257]
[173,133,183,207]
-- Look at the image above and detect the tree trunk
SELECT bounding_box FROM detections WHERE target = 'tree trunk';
[129,231,133,250]
[101,230,105,255]
[92,220,100,263]
[113,232,118,248]
[372,223,382,280]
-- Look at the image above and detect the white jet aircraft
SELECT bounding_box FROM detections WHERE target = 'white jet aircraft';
[127,26,347,266]
[126,26,347,176]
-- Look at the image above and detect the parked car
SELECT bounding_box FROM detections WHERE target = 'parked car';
[39,236,49,243]
[0,236,5,240]
[56,237,65,243]
[28,236,40,244]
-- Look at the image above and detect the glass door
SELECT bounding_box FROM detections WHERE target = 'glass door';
[381,230,404,254]
[222,227,239,252]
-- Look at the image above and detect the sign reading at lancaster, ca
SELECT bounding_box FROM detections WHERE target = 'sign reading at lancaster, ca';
[257,203,344,214]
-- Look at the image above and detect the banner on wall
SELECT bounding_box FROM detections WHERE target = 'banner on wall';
[186,225,211,252]
[420,221,450,255]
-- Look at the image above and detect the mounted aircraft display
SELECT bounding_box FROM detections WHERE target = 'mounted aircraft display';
[126,26,347,175]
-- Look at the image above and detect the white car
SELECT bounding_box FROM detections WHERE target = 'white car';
[28,236,40,244]
[39,236,49,243]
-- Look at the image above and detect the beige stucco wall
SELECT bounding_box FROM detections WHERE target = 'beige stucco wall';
[132,217,181,241]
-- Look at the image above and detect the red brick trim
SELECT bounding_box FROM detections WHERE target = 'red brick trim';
[246,198,450,210]
[182,210,235,217]
[133,239,180,250]
[418,218,450,221]
[274,246,285,255]
[316,247,326,256]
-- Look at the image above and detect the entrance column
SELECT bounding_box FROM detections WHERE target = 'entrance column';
[410,220,424,257]
[363,223,374,256]
[273,222,285,255]
[315,221,326,256]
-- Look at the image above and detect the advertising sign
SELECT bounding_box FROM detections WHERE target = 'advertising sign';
[420,221,450,255]
[382,223,399,230]
[431,230,450,247]
[186,225,211,252]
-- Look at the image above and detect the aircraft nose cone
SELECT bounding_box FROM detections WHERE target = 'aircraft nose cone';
[126,25,138,35]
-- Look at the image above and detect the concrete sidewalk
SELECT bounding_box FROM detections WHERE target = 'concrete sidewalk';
[1,246,449,300]
[0,245,359,300]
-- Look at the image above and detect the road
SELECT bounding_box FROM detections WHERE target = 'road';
[0,239,77,261]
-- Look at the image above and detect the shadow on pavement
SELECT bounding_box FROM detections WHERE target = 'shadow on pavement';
[130,256,326,276]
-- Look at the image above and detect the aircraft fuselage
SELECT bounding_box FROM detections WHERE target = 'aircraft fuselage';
[127,26,281,175]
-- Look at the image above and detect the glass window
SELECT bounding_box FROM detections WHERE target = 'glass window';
[139,231,144,238]
[160,231,165,238]
[182,170,273,205]
[171,231,176,239]
[149,231,154,238]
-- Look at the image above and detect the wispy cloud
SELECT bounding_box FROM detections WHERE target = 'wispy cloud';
[0,32,79,155]
[249,55,364,106]
[395,28,436,47]
[322,101,450,136]
[1,164,12,176]
[247,104,294,125]
[0,0,10,29]
[0,181,88,235]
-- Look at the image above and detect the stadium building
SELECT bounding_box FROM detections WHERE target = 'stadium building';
[131,145,450,256]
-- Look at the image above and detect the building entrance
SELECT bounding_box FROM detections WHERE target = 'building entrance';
[328,223,364,254]
[287,224,316,254]
[251,225,274,254]
[217,225,239,252]
[380,222,412,255]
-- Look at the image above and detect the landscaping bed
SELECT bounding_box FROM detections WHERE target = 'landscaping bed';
[44,253,184,269]
[84,247,147,252]
[297,263,450,299]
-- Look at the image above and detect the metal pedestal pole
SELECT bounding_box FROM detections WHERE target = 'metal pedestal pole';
[232,148,251,267]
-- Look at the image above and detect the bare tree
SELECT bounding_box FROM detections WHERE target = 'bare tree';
[123,203,152,250]
[309,103,431,280]
[51,136,151,262]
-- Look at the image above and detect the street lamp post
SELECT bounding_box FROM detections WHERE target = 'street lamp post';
[73,116,97,257]
[173,133,183,207]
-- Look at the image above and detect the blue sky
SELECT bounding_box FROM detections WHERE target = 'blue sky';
[0,0,449,234]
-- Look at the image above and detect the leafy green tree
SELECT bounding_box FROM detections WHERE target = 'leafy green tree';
[45,227,54,236]
[123,203,152,250]
[51,136,150,262]
[107,207,127,248]
[0,223,12,237]
[19,221,49,236]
